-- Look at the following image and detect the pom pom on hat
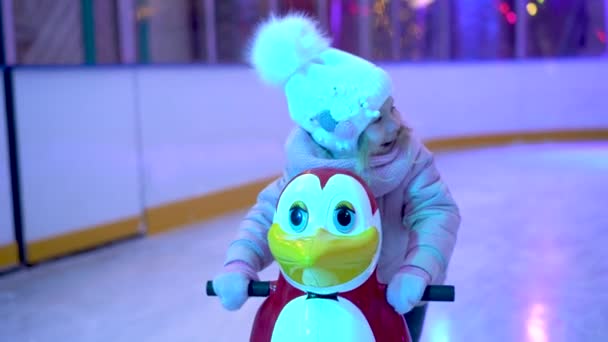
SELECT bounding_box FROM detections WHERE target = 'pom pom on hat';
[246,13,393,158]
[247,12,331,85]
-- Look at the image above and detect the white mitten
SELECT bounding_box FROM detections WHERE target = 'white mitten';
[386,266,431,314]
[211,261,258,311]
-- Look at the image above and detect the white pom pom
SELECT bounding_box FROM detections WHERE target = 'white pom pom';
[247,12,331,85]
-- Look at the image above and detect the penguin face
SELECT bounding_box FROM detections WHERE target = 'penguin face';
[268,168,382,294]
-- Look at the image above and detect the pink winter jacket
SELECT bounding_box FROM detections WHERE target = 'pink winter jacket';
[224,126,461,285]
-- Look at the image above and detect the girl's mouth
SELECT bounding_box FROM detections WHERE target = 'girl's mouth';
[382,137,397,149]
[372,138,396,156]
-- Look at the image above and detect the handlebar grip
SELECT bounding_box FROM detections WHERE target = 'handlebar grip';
[421,285,455,302]
[206,280,271,297]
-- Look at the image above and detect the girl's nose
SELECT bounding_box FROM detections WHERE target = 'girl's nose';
[386,117,399,135]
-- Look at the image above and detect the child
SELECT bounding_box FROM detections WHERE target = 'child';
[212,13,460,342]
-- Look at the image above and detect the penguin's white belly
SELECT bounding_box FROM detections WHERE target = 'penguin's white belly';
[271,296,375,342]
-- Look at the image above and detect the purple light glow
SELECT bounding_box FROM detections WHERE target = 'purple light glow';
[330,0,342,44]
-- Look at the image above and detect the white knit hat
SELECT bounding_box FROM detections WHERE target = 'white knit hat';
[247,13,392,157]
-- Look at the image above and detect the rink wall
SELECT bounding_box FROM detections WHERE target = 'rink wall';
[0,69,18,269]
[2,58,608,266]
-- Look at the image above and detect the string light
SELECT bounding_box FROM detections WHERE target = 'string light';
[499,2,510,14]
[597,30,606,44]
[506,12,517,24]
[498,2,517,25]
[406,0,435,9]
[527,3,538,16]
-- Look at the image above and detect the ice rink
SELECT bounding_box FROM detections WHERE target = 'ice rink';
[1,141,607,342]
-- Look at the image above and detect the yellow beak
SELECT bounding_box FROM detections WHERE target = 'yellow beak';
[268,223,379,288]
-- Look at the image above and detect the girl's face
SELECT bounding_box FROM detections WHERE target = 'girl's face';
[363,96,402,156]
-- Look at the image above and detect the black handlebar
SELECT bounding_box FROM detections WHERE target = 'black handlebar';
[420,284,455,302]
[206,280,454,302]
[206,280,272,297]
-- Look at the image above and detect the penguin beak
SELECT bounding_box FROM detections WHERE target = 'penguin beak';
[268,224,379,288]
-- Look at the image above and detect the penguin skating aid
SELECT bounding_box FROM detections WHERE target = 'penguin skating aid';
[207,168,454,342]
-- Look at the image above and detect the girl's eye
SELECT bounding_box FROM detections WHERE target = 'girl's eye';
[373,115,382,123]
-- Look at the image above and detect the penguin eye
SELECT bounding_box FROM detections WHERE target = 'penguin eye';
[288,201,309,233]
[333,201,356,233]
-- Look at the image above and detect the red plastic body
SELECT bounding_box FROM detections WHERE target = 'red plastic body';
[250,270,411,342]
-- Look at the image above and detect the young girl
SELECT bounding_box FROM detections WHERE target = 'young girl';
[212,13,460,342]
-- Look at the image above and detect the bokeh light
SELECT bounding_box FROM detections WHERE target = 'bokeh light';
[527,3,538,16]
